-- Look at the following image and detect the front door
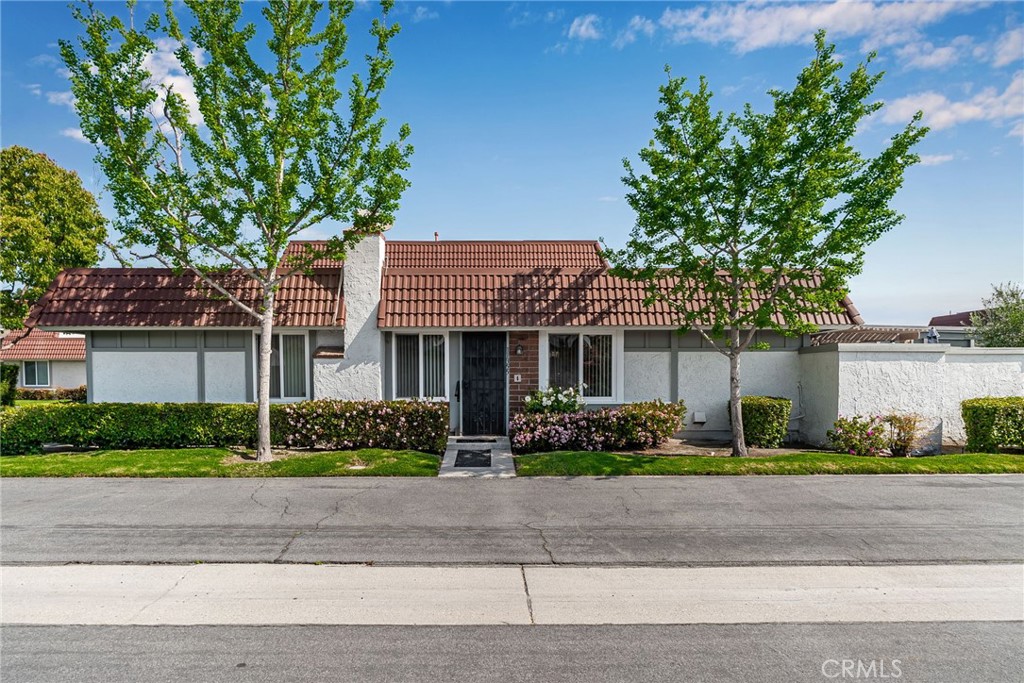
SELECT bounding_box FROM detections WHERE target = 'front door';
[461,332,507,435]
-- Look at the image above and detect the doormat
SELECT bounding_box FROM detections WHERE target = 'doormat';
[455,450,492,467]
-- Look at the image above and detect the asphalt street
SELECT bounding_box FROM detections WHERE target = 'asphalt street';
[4,623,1022,683]
[2,474,1022,565]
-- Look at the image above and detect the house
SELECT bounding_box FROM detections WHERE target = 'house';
[25,235,1023,447]
[925,310,982,347]
[0,328,87,391]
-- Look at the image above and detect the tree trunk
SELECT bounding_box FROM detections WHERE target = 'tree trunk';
[728,333,748,458]
[256,290,275,462]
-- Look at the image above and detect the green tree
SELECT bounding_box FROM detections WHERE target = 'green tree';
[60,0,412,460]
[971,283,1024,347]
[605,32,927,456]
[0,146,107,330]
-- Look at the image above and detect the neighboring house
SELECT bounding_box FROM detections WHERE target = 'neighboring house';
[25,236,1023,447]
[925,310,983,347]
[0,328,87,390]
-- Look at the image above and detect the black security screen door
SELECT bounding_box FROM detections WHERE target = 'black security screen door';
[462,332,507,435]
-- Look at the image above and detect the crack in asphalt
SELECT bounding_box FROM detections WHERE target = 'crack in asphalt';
[274,486,382,563]
[248,481,272,511]
[523,523,557,564]
[520,565,535,625]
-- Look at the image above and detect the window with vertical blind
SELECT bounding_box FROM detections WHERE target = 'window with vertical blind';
[23,361,50,387]
[256,333,307,400]
[394,333,447,399]
[548,333,613,398]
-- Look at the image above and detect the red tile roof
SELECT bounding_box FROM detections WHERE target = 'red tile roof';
[0,328,86,361]
[811,326,921,346]
[379,256,863,329]
[385,240,606,270]
[28,268,344,329]
[928,310,981,327]
[283,240,344,270]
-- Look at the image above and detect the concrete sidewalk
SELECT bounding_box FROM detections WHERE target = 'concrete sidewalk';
[3,563,1021,626]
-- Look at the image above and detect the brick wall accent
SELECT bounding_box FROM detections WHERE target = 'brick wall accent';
[508,331,539,415]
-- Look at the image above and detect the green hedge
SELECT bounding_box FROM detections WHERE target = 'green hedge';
[740,396,792,448]
[0,400,449,456]
[15,385,87,402]
[962,397,1024,453]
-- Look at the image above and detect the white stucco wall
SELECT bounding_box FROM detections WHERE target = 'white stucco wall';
[677,351,801,436]
[624,352,672,402]
[203,351,247,403]
[319,236,383,400]
[92,351,199,403]
[799,345,1024,450]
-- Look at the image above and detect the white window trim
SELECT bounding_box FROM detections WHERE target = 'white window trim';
[538,329,623,404]
[252,331,310,403]
[23,361,51,388]
[391,330,450,401]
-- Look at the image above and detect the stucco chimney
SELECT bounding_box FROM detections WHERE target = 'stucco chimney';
[315,233,384,400]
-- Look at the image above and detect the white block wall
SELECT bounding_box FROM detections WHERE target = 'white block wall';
[624,352,672,402]
[204,352,248,403]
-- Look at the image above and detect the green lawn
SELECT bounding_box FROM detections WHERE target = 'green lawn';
[514,451,1024,476]
[0,448,440,477]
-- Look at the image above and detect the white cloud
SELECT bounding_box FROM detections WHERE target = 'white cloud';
[142,38,204,125]
[568,14,602,41]
[896,36,972,70]
[23,83,42,97]
[917,153,954,166]
[1009,120,1024,139]
[657,1,973,54]
[46,90,75,109]
[597,196,619,203]
[882,72,1024,132]
[613,16,656,50]
[29,53,59,67]
[545,42,569,56]
[411,6,438,23]
[60,128,89,143]
[992,26,1023,68]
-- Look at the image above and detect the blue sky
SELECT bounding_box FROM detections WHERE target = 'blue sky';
[2,1,1022,325]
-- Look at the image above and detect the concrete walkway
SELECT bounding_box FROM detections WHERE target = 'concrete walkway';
[3,563,1020,626]
[438,436,515,478]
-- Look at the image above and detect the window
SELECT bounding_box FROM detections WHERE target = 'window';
[23,361,50,387]
[548,333,612,398]
[394,333,446,399]
[256,333,307,400]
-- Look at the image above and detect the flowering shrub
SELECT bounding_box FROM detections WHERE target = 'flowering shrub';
[280,400,449,454]
[522,386,585,414]
[884,413,923,456]
[827,415,888,457]
[509,400,685,454]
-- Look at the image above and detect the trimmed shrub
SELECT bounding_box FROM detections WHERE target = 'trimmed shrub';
[522,386,585,414]
[827,415,888,457]
[962,397,1024,453]
[740,396,791,448]
[14,386,87,402]
[509,400,685,454]
[884,413,924,456]
[0,364,18,407]
[0,400,449,456]
[279,400,448,454]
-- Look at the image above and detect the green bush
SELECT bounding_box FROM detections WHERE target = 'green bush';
[740,396,792,448]
[827,415,888,457]
[0,364,18,407]
[14,385,87,402]
[962,397,1024,453]
[279,400,449,454]
[510,400,685,454]
[0,400,450,456]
